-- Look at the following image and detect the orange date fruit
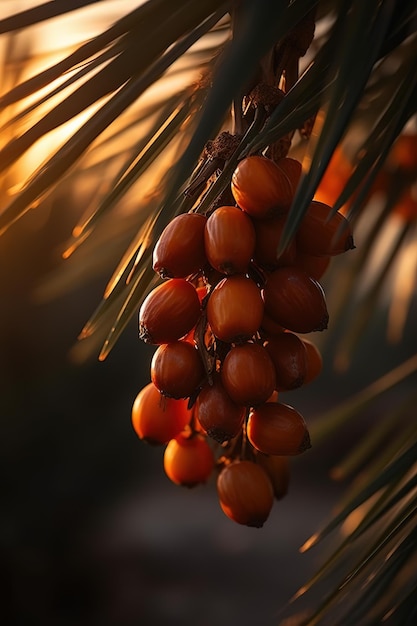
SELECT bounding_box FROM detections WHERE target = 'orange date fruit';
[194,373,246,443]
[139,278,201,344]
[264,332,307,391]
[217,460,274,527]
[296,201,354,256]
[204,205,256,275]
[207,275,264,343]
[153,212,208,278]
[221,342,276,406]
[131,382,192,445]
[262,267,329,333]
[151,341,205,399]
[164,433,215,487]
[231,156,293,219]
[255,452,290,500]
[247,402,311,456]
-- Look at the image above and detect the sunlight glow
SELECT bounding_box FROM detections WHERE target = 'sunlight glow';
[387,233,417,343]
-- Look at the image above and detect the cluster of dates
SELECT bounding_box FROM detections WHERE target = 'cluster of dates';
[131,154,354,527]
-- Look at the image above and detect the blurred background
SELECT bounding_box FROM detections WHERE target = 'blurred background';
[1,2,417,625]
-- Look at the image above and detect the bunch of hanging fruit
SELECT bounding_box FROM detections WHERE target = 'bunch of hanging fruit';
[131,152,354,527]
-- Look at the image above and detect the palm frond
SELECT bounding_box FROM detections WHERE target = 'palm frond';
[0,0,106,34]
[2,2,417,625]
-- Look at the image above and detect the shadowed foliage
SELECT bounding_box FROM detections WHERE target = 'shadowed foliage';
[1,1,417,624]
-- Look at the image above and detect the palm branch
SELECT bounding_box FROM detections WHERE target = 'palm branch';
[1,1,417,624]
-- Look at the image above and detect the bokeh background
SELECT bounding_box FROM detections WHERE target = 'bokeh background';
[1,2,417,625]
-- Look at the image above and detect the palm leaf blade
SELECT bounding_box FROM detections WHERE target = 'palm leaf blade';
[0,3,227,235]
[0,0,106,34]
[301,438,417,551]
[2,3,417,625]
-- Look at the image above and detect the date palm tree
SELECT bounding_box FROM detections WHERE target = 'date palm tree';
[1,1,417,624]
